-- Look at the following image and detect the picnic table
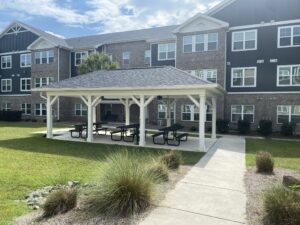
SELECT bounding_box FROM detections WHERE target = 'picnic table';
[111,123,140,145]
[152,124,188,146]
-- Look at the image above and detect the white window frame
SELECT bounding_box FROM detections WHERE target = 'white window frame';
[277,105,300,124]
[2,103,11,111]
[278,25,300,48]
[20,53,31,68]
[20,103,31,115]
[35,77,54,88]
[157,104,175,120]
[231,105,255,123]
[231,67,257,88]
[183,33,218,53]
[277,65,300,87]
[122,51,130,66]
[187,69,218,83]
[1,55,12,69]
[144,50,151,66]
[74,51,88,66]
[35,103,46,116]
[35,50,54,64]
[232,30,257,52]
[75,103,87,116]
[181,104,199,122]
[158,43,176,61]
[20,78,31,91]
[1,79,12,92]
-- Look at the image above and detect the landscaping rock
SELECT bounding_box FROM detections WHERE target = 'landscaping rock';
[283,175,300,187]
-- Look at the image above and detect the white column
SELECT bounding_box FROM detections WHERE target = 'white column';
[199,94,206,151]
[211,97,217,139]
[125,99,130,125]
[139,95,146,146]
[87,96,93,142]
[46,95,53,138]
[166,98,171,126]
[93,106,97,123]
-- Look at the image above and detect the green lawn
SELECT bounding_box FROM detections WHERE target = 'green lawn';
[246,138,300,170]
[0,122,203,225]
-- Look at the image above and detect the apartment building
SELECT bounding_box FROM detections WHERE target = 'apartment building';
[0,0,299,132]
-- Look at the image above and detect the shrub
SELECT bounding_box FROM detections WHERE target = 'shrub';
[280,122,296,136]
[90,151,154,217]
[238,119,250,134]
[0,110,22,121]
[258,119,273,136]
[264,186,300,225]
[148,162,169,182]
[256,151,274,173]
[190,126,197,132]
[161,151,183,170]
[216,119,230,133]
[43,188,77,217]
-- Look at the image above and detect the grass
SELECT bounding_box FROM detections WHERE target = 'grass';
[246,138,300,170]
[0,122,203,225]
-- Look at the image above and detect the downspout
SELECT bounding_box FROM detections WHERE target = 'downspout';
[57,47,60,121]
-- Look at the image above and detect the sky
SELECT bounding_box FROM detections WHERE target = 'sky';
[0,0,222,39]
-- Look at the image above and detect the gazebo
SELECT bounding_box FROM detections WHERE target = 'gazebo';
[33,66,225,151]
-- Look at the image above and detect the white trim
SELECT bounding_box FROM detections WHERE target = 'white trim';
[35,77,54,88]
[1,55,12,69]
[144,50,151,67]
[34,50,54,64]
[74,51,89,66]
[231,104,255,123]
[122,51,130,66]
[228,91,300,94]
[20,103,31,116]
[232,30,257,52]
[1,79,12,92]
[276,105,300,125]
[231,67,257,88]
[277,25,300,48]
[35,103,47,116]
[74,103,87,116]
[277,64,300,87]
[0,50,30,56]
[20,78,31,92]
[183,33,218,53]
[229,19,300,31]
[20,53,31,68]
[157,43,176,61]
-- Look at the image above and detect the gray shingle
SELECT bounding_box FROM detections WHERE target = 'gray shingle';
[39,66,211,90]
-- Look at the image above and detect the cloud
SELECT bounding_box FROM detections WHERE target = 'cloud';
[45,31,65,39]
[0,0,222,34]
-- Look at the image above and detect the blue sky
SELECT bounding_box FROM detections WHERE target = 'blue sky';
[0,0,221,39]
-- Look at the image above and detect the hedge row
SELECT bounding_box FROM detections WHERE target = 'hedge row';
[0,110,22,121]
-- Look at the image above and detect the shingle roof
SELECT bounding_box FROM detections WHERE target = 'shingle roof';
[65,25,178,49]
[38,66,212,90]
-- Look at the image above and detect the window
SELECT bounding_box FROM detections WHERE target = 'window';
[20,53,31,67]
[35,50,54,64]
[231,105,254,123]
[158,43,175,60]
[206,105,213,122]
[277,105,300,124]
[35,103,46,116]
[35,77,54,88]
[75,51,88,66]
[278,25,300,47]
[1,79,12,92]
[75,103,87,116]
[2,103,11,111]
[181,104,212,122]
[232,30,257,51]
[187,69,217,83]
[21,103,31,115]
[231,67,256,87]
[1,55,12,69]
[277,65,300,86]
[183,33,218,53]
[158,104,175,119]
[20,78,31,91]
[122,52,130,66]
[144,50,151,66]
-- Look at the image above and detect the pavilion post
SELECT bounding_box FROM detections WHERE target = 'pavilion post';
[199,94,206,151]
[166,97,171,126]
[46,95,53,139]
[211,97,217,139]
[93,106,97,123]
[125,98,130,125]
[139,95,146,146]
[87,95,93,142]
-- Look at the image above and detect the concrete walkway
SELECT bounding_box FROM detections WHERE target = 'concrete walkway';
[140,136,246,225]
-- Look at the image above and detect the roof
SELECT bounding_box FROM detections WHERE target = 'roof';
[65,25,178,49]
[34,66,222,91]
[205,0,237,16]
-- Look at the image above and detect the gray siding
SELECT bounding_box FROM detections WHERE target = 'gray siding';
[0,31,38,52]
[151,43,175,67]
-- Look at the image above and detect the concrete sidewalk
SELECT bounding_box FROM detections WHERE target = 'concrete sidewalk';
[140,136,246,225]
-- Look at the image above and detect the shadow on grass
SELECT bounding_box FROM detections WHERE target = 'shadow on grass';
[0,134,203,165]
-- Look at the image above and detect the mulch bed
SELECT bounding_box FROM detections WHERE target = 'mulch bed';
[245,168,300,225]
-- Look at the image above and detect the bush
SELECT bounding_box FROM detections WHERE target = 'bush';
[0,110,22,121]
[264,186,300,225]
[43,188,77,217]
[281,122,296,136]
[216,119,229,133]
[148,162,169,182]
[238,119,250,134]
[161,151,183,170]
[256,151,274,173]
[90,151,154,217]
[258,120,273,136]
[190,126,197,132]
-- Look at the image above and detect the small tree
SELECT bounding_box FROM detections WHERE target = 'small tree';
[78,53,118,75]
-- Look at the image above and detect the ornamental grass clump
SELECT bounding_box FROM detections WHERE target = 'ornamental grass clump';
[264,186,300,225]
[43,188,77,217]
[90,151,155,217]
[256,151,274,173]
[148,161,169,182]
[161,151,183,170]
